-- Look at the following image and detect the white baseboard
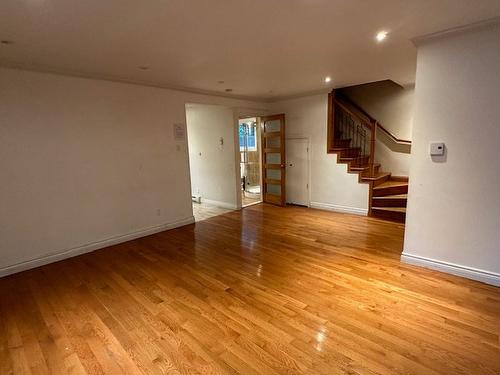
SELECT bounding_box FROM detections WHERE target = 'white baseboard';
[401,253,500,287]
[310,202,368,216]
[0,216,195,278]
[201,198,237,210]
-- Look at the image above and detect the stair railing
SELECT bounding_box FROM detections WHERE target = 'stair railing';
[328,90,378,177]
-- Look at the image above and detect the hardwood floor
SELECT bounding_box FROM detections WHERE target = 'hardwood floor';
[192,202,233,222]
[1,204,499,374]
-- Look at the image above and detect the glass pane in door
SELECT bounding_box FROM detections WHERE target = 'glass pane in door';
[265,120,281,132]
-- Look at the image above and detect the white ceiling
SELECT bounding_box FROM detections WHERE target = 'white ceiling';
[2,0,500,101]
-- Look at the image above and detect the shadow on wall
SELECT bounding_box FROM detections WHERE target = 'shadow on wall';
[339,79,414,156]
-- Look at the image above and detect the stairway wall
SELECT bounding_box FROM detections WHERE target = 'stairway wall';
[403,22,500,286]
[340,81,414,176]
[270,94,369,215]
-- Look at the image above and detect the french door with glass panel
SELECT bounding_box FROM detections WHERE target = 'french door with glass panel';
[261,114,286,206]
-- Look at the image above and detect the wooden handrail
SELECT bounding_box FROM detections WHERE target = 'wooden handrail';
[376,123,412,145]
[335,92,412,145]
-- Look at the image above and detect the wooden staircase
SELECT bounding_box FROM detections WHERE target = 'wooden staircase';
[328,91,410,223]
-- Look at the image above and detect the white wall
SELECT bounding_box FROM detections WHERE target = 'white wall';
[270,94,369,215]
[341,81,414,140]
[340,81,414,176]
[0,67,266,276]
[186,104,238,208]
[402,23,500,286]
[375,133,412,177]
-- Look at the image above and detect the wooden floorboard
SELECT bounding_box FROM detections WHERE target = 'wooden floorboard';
[0,203,499,374]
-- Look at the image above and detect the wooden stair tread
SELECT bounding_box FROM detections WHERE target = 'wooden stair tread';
[339,157,367,161]
[372,194,407,199]
[331,147,360,151]
[372,207,407,213]
[373,180,408,189]
[361,172,390,181]
[351,163,380,171]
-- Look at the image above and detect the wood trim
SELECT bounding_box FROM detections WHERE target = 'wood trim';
[261,114,286,206]
[264,163,281,169]
[327,91,335,153]
[264,148,281,154]
[264,193,282,205]
[264,178,281,185]
[263,131,280,138]
[370,120,377,177]
[368,181,374,216]
[377,123,412,145]
[336,92,412,145]
[390,175,410,182]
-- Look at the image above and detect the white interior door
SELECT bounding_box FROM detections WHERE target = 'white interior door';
[286,138,309,206]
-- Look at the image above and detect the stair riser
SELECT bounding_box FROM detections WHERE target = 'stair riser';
[360,165,381,176]
[371,209,406,223]
[371,198,407,207]
[350,157,370,166]
[373,174,390,187]
[373,185,408,197]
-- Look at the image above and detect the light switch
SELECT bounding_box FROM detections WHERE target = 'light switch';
[430,142,445,156]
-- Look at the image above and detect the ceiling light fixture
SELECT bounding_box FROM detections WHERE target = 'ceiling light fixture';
[1,40,13,45]
[225,88,233,92]
[376,31,388,42]
[138,66,149,71]
[324,76,331,83]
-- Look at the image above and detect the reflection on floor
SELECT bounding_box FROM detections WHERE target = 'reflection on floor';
[192,201,233,222]
[242,191,261,207]
[2,205,499,373]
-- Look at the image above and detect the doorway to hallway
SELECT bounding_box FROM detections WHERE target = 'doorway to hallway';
[239,117,262,207]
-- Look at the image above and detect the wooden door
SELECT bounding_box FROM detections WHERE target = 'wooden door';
[261,114,286,206]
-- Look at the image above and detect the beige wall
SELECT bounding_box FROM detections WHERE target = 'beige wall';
[340,81,414,140]
[340,81,414,176]
[402,23,500,286]
[0,67,266,276]
[270,94,369,215]
[186,104,238,208]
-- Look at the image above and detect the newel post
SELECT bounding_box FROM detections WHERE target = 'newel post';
[370,120,377,177]
[327,90,336,153]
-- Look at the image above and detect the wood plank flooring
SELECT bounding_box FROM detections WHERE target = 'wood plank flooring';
[0,204,499,374]
[192,202,233,222]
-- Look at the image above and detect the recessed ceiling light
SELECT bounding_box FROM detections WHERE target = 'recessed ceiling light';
[324,76,332,83]
[138,66,149,71]
[376,31,388,42]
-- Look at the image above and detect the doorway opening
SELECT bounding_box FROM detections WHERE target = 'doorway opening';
[186,103,238,222]
[239,117,262,207]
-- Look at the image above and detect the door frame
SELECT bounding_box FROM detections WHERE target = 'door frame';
[261,114,286,206]
[235,108,269,209]
[239,116,263,208]
[286,136,311,207]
